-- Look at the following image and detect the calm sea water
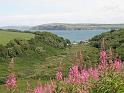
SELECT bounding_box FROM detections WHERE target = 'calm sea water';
[36,29,110,42]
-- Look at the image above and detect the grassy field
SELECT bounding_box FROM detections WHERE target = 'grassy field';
[0,30,34,45]
[0,29,124,92]
[0,30,101,92]
[0,44,99,92]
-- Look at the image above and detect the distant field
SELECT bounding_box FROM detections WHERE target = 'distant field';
[0,30,34,45]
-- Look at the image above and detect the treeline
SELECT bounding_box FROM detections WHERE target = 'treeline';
[0,31,71,59]
[89,29,124,60]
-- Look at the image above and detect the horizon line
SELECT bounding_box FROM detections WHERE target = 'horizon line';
[1,22,124,27]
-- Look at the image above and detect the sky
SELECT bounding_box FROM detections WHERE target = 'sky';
[0,0,124,26]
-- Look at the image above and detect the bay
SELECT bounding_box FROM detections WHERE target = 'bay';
[33,29,110,42]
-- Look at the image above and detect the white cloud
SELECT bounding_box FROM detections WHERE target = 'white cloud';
[0,0,124,26]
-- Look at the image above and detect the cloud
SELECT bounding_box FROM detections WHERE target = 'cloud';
[0,0,124,26]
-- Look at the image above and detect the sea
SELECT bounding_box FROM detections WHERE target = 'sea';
[33,29,110,42]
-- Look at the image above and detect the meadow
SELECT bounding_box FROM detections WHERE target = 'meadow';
[0,30,34,45]
[0,29,124,93]
[0,43,124,93]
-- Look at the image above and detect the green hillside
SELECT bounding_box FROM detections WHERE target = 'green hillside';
[89,29,124,60]
[0,30,34,45]
[0,30,72,82]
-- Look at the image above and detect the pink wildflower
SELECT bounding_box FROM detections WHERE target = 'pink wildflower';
[89,68,99,80]
[5,73,16,89]
[67,65,81,84]
[114,58,122,71]
[34,85,43,93]
[56,70,62,81]
[68,65,79,79]
[98,63,106,70]
[68,67,74,79]
[80,69,89,81]
[100,50,107,65]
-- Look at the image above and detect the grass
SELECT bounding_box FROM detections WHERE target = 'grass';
[1,43,123,93]
[0,44,99,79]
[0,30,34,45]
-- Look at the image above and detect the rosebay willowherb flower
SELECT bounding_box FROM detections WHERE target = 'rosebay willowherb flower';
[68,65,79,78]
[100,50,107,65]
[5,73,16,89]
[56,68,62,81]
[100,38,107,65]
[80,69,89,82]
[34,85,43,93]
[114,58,122,71]
[34,81,55,93]
[88,68,99,80]
[5,58,16,91]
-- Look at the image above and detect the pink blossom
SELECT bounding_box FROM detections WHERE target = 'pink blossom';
[89,68,99,80]
[5,73,16,89]
[68,65,79,79]
[114,58,122,71]
[56,70,62,81]
[34,85,43,93]
[98,64,105,70]
[80,69,89,81]
[100,50,107,65]
[68,67,74,79]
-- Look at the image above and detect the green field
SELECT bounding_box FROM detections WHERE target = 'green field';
[0,44,99,92]
[0,30,34,45]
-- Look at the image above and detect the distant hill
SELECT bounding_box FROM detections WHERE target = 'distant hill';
[0,26,31,31]
[31,23,124,30]
[1,23,124,31]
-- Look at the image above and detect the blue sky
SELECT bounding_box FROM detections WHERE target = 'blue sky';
[0,0,124,26]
